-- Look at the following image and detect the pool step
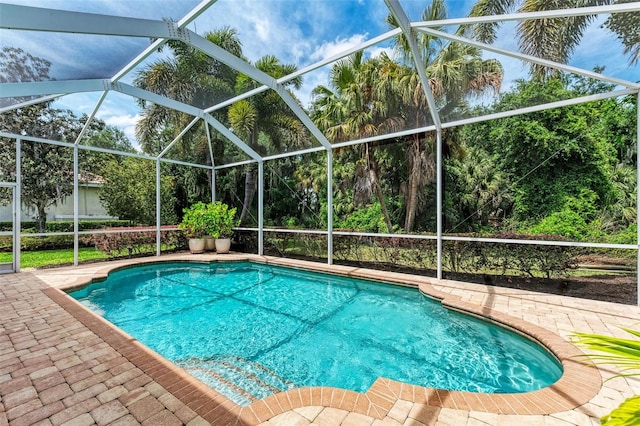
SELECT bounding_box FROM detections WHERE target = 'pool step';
[175,355,295,406]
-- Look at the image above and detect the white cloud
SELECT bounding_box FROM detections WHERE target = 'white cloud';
[309,34,369,63]
[368,46,395,60]
[103,113,141,147]
[52,92,142,149]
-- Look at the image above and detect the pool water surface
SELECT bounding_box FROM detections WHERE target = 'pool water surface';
[69,261,562,406]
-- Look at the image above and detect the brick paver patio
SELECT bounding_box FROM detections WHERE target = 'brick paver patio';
[1,253,638,425]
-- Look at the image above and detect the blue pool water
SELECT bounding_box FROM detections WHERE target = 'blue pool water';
[69,261,562,406]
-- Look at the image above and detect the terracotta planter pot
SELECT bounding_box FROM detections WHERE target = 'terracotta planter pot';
[215,238,231,254]
[188,238,206,254]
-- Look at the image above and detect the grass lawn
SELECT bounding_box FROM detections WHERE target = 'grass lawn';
[0,247,108,269]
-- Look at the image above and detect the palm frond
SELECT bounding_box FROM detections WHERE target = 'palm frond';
[518,0,609,79]
[604,8,640,66]
[601,395,640,426]
[465,0,516,43]
[573,327,640,380]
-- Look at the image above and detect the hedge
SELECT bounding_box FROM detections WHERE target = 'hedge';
[0,220,132,232]
[81,227,187,257]
[234,230,584,279]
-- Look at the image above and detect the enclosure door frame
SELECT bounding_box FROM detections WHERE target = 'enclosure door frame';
[0,182,17,274]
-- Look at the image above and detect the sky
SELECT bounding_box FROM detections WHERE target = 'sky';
[1,0,638,151]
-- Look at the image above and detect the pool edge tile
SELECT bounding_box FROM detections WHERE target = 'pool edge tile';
[45,253,606,424]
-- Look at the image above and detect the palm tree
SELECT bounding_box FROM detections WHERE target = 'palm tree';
[135,28,247,212]
[135,27,242,154]
[228,55,308,224]
[388,0,503,231]
[446,144,512,231]
[467,0,639,78]
[310,51,401,233]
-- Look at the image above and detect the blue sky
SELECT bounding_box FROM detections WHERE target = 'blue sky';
[1,0,638,149]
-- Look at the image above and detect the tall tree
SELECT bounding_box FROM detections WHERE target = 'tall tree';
[465,77,617,224]
[0,106,88,232]
[78,124,137,178]
[467,0,640,78]
[228,55,307,225]
[445,144,512,232]
[98,157,178,225]
[311,51,400,233]
[0,46,51,108]
[134,27,243,211]
[0,47,109,232]
[387,0,503,231]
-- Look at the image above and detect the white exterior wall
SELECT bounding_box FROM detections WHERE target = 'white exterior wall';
[0,184,116,223]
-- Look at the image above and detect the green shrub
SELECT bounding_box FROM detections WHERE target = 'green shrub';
[334,203,390,233]
[205,201,239,239]
[20,235,77,251]
[529,210,589,240]
[608,223,638,245]
[470,234,580,279]
[178,202,208,238]
[335,232,579,279]
[0,221,36,232]
[573,328,640,426]
[48,220,132,232]
[0,220,131,233]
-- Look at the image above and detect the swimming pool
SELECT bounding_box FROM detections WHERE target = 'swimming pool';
[69,261,562,407]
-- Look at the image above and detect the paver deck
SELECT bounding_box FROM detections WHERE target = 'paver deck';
[1,253,638,425]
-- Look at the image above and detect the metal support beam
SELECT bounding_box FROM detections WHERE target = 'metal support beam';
[204,122,216,202]
[384,0,442,129]
[156,160,162,257]
[74,91,108,144]
[15,138,21,273]
[412,2,640,29]
[0,79,263,164]
[186,30,333,150]
[117,83,262,162]
[385,0,444,279]
[0,79,107,98]
[0,4,176,38]
[203,28,402,115]
[436,130,443,279]
[258,161,264,256]
[637,92,639,307]
[327,149,334,265]
[8,184,17,273]
[211,163,217,203]
[111,0,218,83]
[0,94,61,114]
[73,145,79,266]
[158,117,201,159]
[201,115,261,161]
[416,27,639,90]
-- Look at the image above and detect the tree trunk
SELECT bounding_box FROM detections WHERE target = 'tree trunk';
[36,203,47,234]
[368,150,394,234]
[404,136,421,232]
[239,166,257,225]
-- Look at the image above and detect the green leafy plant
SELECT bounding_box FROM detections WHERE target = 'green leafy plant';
[178,202,208,238]
[573,327,640,425]
[205,201,239,239]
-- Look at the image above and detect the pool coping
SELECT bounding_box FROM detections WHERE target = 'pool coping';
[47,254,602,425]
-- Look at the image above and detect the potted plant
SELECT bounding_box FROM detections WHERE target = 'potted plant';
[205,201,239,254]
[178,202,207,254]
